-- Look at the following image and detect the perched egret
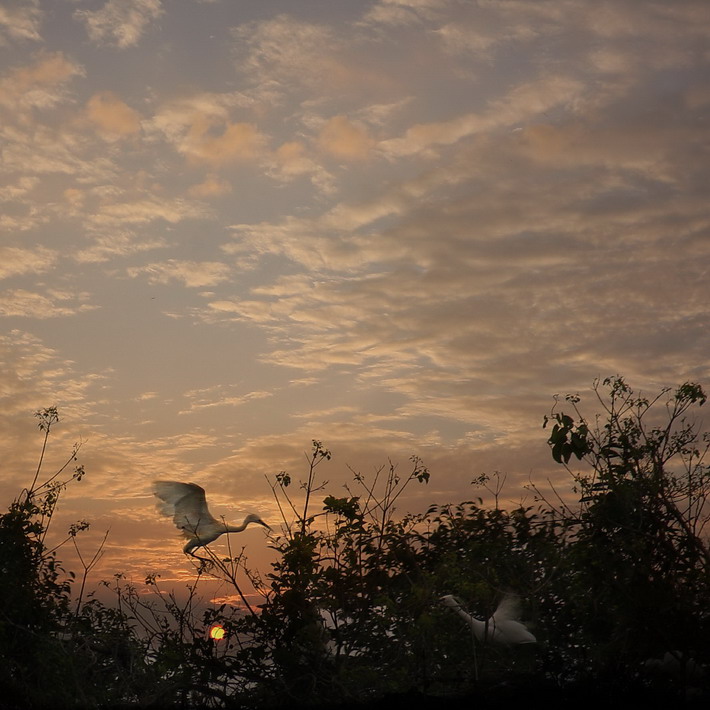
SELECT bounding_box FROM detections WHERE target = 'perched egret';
[152,480,271,555]
[440,594,536,646]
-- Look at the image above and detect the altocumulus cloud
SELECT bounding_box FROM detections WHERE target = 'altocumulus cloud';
[74,0,163,49]
[127,260,233,288]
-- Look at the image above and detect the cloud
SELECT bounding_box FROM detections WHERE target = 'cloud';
[354,98,414,127]
[433,22,499,58]
[0,330,104,424]
[231,14,394,102]
[179,386,273,415]
[359,4,425,28]
[183,118,265,166]
[359,0,445,27]
[268,141,335,193]
[145,92,265,165]
[0,247,57,279]
[232,15,337,93]
[428,1,709,73]
[0,51,84,111]
[0,121,115,182]
[212,59,710,442]
[0,328,234,585]
[434,17,537,61]
[86,91,142,138]
[127,260,232,288]
[73,231,167,264]
[86,197,209,228]
[0,178,48,232]
[147,92,254,141]
[318,115,375,161]
[579,1,710,41]
[0,0,42,44]
[187,174,232,199]
[379,74,583,158]
[0,175,39,201]
[2,0,709,596]
[0,53,122,205]
[0,288,97,319]
[74,0,163,48]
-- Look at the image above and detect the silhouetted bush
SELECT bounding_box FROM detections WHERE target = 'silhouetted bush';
[2,381,709,707]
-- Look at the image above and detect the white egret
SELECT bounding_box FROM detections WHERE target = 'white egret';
[152,480,271,555]
[440,594,536,646]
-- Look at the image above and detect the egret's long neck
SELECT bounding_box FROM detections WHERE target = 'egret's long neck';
[451,603,487,642]
[225,519,249,533]
[450,601,474,625]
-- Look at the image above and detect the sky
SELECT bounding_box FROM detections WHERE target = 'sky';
[1,0,709,604]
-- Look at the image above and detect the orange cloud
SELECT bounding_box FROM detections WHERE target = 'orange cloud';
[318,115,374,161]
[184,116,265,166]
[0,247,56,280]
[86,91,141,137]
[74,0,163,49]
[14,51,79,87]
[127,259,232,288]
[0,288,95,318]
[63,188,85,207]
[0,51,83,109]
[187,174,232,198]
[276,140,306,166]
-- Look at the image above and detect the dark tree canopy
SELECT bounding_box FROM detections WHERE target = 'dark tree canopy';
[1,382,708,707]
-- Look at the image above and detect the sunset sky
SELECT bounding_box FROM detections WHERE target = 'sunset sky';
[1,0,709,603]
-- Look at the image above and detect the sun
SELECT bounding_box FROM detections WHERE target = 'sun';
[209,624,225,641]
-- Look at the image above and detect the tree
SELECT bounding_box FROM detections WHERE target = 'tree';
[0,408,80,706]
[542,377,710,691]
[0,408,146,708]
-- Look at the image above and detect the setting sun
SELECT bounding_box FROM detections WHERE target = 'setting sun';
[209,624,226,641]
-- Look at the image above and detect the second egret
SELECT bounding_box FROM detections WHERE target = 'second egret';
[441,594,536,646]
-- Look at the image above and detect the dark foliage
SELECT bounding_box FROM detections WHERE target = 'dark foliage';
[1,380,709,708]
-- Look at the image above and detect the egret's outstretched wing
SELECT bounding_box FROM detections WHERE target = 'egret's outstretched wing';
[152,480,217,539]
[492,594,522,623]
[492,594,536,644]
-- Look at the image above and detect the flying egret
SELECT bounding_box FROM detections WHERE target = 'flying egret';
[440,594,536,646]
[152,480,271,555]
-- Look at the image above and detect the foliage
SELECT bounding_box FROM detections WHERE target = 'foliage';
[2,382,709,707]
[0,410,73,705]
[539,377,710,687]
